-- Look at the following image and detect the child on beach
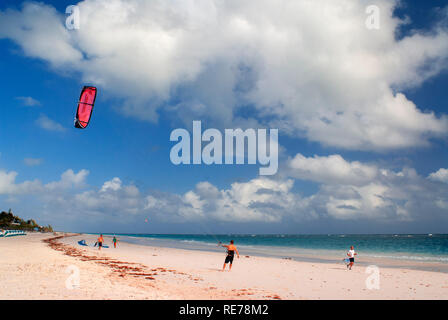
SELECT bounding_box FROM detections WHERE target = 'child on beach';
[113,236,118,248]
[221,240,240,271]
[347,245,357,270]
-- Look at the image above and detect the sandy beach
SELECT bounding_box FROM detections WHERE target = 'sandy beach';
[0,233,447,300]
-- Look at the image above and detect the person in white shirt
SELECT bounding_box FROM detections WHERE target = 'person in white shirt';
[347,246,357,270]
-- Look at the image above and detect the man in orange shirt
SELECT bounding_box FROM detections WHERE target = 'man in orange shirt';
[221,240,240,271]
[97,234,104,251]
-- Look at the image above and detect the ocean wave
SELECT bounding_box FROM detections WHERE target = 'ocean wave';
[125,236,158,241]
[180,239,216,246]
[365,254,448,262]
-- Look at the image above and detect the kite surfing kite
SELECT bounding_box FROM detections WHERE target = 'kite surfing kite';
[74,86,97,129]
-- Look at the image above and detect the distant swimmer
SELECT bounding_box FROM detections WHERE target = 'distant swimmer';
[97,234,104,251]
[347,245,357,270]
[221,240,240,271]
[113,235,118,248]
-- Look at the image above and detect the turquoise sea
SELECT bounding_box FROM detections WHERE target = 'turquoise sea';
[101,233,448,271]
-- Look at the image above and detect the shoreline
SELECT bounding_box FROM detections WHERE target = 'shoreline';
[1,233,447,299]
[95,233,448,274]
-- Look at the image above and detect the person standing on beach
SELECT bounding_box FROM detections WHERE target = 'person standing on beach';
[113,236,118,248]
[221,240,240,271]
[97,234,104,251]
[347,246,357,270]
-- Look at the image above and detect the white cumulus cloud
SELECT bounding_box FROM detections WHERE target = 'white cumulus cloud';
[23,158,43,167]
[16,96,41,107]
[35,114,66,132]
[288,153,378,186]
[2,160,448,228]
[428,168,448,183]
[1,0,448,150]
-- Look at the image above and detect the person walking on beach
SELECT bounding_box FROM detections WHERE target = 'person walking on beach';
[221,240,240,271]
[113,235,118,248]
[347,245,357,270]
[97,234,104,251]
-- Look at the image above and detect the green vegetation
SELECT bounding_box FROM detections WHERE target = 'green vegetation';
[0,209,53,232]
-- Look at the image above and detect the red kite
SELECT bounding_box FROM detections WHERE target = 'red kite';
[74,86,97,129]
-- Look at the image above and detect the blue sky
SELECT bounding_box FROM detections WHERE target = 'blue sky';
[0,0,448,234]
